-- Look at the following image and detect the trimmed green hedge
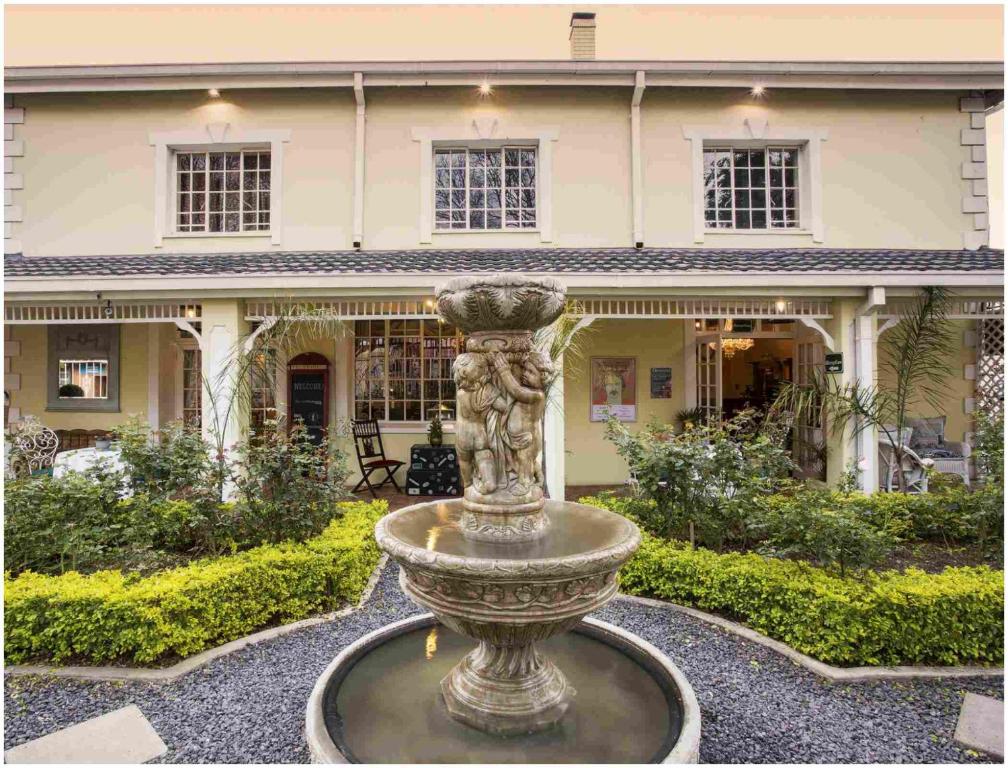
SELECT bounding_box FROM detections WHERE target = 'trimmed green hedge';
[582,496,1004,667]
[4,501,386,665]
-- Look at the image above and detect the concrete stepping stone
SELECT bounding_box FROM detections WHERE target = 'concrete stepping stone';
[954,692,1004,759]
[4,704,167,764]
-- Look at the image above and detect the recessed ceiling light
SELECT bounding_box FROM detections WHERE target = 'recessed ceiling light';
[478,81,493,96]
[750,85,766,98]
[208,88,221,98]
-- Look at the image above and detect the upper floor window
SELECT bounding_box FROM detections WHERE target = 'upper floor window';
[434,147,537,231]
[175,150,271,233]
[703,146,799,230]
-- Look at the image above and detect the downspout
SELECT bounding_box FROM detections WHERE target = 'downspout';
[352,72,365,249]
[631,70,645,248]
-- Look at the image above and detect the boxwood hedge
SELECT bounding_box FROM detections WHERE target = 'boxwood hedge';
[4,501,386,665]
[582,496,1004,667]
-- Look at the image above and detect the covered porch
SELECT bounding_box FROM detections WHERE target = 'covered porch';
[6,288,1002,495]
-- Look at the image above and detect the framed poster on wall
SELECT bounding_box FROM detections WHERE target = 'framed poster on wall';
[650,367,673,398]
[590,357,637,422]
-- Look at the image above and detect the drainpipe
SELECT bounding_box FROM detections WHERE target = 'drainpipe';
[631,71,645,248]
[352,72,365,249]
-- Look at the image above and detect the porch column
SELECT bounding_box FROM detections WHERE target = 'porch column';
[544,352,566,501]
[854,313,880,492]
[823,298,860,487]
[199,299,249,453]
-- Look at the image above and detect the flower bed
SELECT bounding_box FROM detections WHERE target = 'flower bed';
[4,501,386,665]
[584,495,1004,667]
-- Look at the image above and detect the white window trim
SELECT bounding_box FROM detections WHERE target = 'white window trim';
[149,125,291,248]
[683,121,826,244]
[411,125,558,244]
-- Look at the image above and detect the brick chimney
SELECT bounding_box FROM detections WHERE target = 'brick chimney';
[569,12,597,60]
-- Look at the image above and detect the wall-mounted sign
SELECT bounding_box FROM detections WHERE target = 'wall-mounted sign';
[590,357,637,422]
[824,353,843,374]
[650,367,673,399]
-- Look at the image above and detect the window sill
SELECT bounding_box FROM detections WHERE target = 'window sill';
[703,228,812,236]
[163,231,272,239]
[433,229,539,235]
[46,404,121,413]
[377,421,457,435]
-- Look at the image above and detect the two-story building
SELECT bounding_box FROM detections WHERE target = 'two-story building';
[4,10,1004,497]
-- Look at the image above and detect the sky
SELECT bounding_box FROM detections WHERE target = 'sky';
[4,4,1003,65]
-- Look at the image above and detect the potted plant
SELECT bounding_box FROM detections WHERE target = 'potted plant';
[427,411,443,447]
[95,433,114,450]
[58,383,85,398]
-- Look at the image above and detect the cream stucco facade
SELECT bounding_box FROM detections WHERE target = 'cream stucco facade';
[3,8,1003,496]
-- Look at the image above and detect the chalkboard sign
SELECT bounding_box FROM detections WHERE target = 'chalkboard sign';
[650,367,672,398]
[290,372,327,444]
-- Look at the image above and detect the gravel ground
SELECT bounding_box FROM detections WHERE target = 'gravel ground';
[4,563,1003,764]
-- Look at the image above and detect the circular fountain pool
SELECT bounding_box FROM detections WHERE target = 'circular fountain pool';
[306,613,701,763]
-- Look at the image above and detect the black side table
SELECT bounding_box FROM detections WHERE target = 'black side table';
[407,444,462,496]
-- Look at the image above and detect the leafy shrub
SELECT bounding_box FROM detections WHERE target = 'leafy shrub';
[752,490,896,577]
[4,464,136,575]
[615,531,1003,666]
[605,410,795,550]
[231,420,350,545]
[4,501,385,665]
[974,410,1005,489]
[118,417,220,500]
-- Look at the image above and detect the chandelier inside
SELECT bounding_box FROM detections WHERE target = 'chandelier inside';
[721,337,755,359]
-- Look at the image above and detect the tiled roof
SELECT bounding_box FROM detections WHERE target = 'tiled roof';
[4,248,1003,278]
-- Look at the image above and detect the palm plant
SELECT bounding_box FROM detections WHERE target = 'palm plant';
[532,301,594,498]
[773,287,953,492]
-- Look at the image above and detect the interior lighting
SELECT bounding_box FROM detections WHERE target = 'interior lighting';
[750,85,766,98]
[775,299,787,313]
[208,88,221,98]
[478,80,493,97]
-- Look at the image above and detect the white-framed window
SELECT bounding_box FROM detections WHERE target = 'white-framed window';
[682,124,826,243]
[181,348,202,428]
[704,146,799,230]
[434,146,537,231]
[174,149,271,234]
[249,346,278,433]
[58,360,109,399]
[354,319,462,422]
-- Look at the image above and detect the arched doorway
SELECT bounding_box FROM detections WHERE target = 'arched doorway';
[287,352,329,444]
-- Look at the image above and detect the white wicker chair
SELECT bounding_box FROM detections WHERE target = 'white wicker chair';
[10,416,60,476]
[878,428,934,493]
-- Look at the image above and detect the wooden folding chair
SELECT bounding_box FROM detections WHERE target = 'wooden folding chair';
[351,419,405,497]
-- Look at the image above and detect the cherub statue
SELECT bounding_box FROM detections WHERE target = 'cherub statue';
[489,349,552,494]
[452,352,501,495]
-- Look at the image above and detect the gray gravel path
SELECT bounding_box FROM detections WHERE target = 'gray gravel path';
[4,563,1003,764]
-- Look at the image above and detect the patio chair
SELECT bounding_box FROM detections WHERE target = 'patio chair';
[351,418,405,498]
[905,416,972,487]
[878,431,934,493]
[10,416,60,477]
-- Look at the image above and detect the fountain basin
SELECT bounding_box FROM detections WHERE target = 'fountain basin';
[306,613,701,763]
[375,498,641,734]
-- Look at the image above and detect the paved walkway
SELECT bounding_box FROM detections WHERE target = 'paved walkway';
[4,564,1003,764]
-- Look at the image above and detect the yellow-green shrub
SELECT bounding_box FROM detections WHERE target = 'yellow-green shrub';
[618,532,1003,666]
[580,495,1003,665]
[4,501,386,665]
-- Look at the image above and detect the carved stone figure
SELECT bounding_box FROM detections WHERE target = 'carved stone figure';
[438,275,564,543]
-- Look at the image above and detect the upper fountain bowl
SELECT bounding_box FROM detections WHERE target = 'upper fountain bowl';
[437,275,566,334]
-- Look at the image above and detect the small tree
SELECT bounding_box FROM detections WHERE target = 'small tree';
[775,287,954,492]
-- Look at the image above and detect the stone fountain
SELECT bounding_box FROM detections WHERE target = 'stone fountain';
[307,275,700,763]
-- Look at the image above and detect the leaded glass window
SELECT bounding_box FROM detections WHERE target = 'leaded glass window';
[703,146,799,230]
[434,147,536,230]
[176,150,271,233]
